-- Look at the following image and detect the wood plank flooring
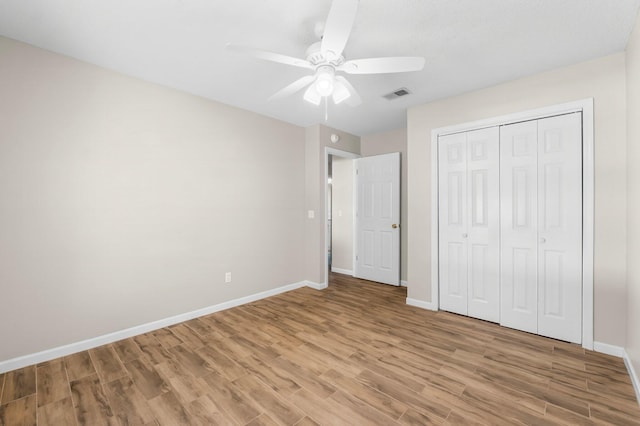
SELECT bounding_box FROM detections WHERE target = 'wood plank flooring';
[1,273,639,425]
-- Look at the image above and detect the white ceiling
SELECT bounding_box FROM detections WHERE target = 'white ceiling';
[1,0,639,136]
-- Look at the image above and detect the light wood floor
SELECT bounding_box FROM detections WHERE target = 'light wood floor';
[1,273,639,425]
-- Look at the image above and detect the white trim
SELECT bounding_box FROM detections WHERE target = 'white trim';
[406,297,438,311]
[592,343,640,405]
[352,162,359,278]
[581,100,595,350]
[324,147,360,289]
[401,280,408,287]
[429,99,595,350]
[623,351,640,405]
[330,267,353,275]
[430,119,440,313]
[593,341,625,357]
[0,281,310,374]
[305,280,328,290]
[434,100,591,137]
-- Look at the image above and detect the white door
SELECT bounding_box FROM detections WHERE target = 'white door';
[500,120,539,333]
[537,113,582,343]
[355,153,400,286]
[467,128,501,322]
[438,132,468,315]
[500,113,583,343]
[438,127,500,321]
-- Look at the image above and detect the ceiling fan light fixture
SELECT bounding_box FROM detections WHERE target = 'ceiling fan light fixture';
[303,84,322,105]
[332,80,351,104]
[314,65,335,97]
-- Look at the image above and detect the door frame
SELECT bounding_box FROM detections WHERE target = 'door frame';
[325,147,360,287]
[430,99,595,349]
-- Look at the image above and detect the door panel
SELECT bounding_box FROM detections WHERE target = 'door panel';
[500,120,538,334]
[355,153,401,285]
[438,128,499,321]
[500,114,582,342]
[439,133,468,314]
[447,242,466,298]
[466,128,500,322]
[537,113,582,343]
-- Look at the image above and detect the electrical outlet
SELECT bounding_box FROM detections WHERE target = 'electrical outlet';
[225,272,232,283]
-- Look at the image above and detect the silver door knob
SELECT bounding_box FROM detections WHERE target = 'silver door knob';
[540,237,546,244]
[462,233,468,238]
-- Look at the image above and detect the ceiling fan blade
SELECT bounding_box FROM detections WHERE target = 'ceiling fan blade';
[335,76,361,106]
[321,0,359,59]
[226,43,313,69]
[268,75,316,101]
[338,57,425,74]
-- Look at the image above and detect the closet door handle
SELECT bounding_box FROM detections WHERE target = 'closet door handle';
[462,233,468,238]
[540,237,546,244]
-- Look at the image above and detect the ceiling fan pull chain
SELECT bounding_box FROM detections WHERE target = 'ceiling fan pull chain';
[325,96,329,122]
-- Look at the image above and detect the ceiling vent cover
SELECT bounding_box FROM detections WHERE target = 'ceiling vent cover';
[383,88,411,100]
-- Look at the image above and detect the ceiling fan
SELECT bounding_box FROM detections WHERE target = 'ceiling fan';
[226,0,425,107]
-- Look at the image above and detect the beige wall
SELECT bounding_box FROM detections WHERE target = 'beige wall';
[361,128,408,282]
[626,11,640,378]
[304,124,360,285]
[0,37,306,362]
[331,157,354,273]
[408,53,628,346]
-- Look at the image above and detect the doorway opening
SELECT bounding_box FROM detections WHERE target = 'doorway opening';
[324,148,359,286]
[328,155,356,276]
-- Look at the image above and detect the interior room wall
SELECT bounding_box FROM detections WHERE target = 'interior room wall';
[361,128,408,283]
[0,36,306,363]
[626,10,640,380]
[407,53,628,346]
[304,124,360,285]
[330,157,354,274]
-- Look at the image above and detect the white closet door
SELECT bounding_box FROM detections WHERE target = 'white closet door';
[500,121,539,334]
[438,132,468,315]
[537,113,582,343]
[466,128,500,322]
[501,114,583,342]
[439,128,499,321]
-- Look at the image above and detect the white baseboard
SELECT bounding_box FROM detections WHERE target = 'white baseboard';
[593,341,625,357]
[330,267,353,275]
[406,297,437,311]
[0,280,310,374]
[400,280,408,287]
[593,342,640,406]
[623,351,640,406]
[305,280,328,290]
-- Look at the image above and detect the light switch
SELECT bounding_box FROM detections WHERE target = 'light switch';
[308,210,315,219]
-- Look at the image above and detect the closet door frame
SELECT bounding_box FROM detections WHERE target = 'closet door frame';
[429,99,595,350]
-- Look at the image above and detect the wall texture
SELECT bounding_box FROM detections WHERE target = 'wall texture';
[330,157,354,273]
[361,128,408,282]
[0,37,306,362]
[626,10,640,380]
[407,53,628,346]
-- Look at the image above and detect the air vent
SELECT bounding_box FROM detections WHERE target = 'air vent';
[383,88,411,100]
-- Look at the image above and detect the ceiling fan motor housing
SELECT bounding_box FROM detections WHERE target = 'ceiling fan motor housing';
[306,41,344,67]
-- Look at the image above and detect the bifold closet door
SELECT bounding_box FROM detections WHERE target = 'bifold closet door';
[500,113,583,343]
[438,127,500,322]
